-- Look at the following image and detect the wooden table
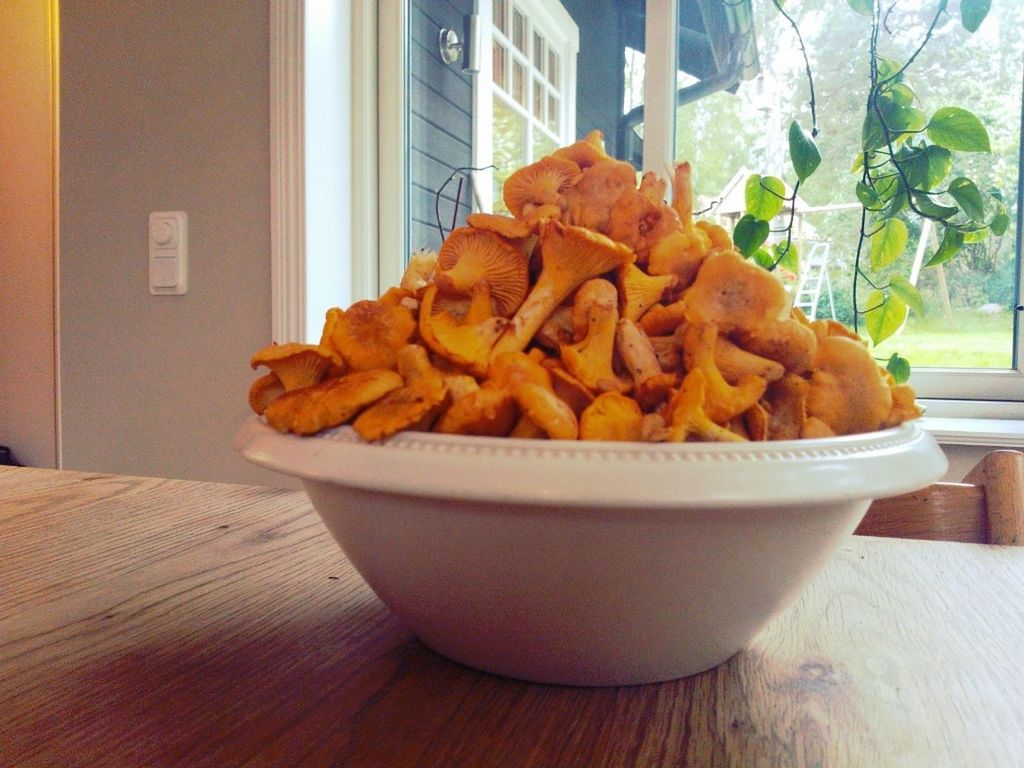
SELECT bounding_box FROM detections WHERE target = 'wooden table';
[2,466,1022,767]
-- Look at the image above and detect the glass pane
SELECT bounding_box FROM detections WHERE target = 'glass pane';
[533,127,558,161]
[512,8,526,53]
[548,50,560,90]
[492,41,507,89]
[494,0,507,35]
[547,92,559,133]
[532,77,544,122]
[512,60,526,107]
[674,0,1022,372]
[533,31,545,73]
[493,96,526,215]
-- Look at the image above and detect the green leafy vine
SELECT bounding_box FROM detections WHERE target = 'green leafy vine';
[730,0,1000,383]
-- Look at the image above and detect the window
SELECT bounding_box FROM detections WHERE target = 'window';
[661,0,1024,408]
[473,0,579,213]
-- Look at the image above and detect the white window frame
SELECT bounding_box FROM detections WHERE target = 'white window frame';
[271,0,1024,421]
[472,0,579,212]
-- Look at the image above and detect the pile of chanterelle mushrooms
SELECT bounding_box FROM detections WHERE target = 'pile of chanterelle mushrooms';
[248,131,921,443]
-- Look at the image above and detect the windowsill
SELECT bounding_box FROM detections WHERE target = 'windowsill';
[919,416,1024,448]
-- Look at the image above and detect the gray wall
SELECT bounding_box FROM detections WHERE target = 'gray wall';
[60,0,283,485]
[409,0,474,253]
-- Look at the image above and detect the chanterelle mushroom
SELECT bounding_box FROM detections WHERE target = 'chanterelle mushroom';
[418,282,508,376]
[665,369,746,443]
[263,369,403,435]
[560,279,631,393]
[579,391,644,441]
[352,345,450,441]
[681,248,789,334]
[503,156,582,219]
[681,322,767,424]
[806,336,893,435]
[250,342,339,392]
[326,299,417,371]
[490,222,635,360]
[433,227,529,318]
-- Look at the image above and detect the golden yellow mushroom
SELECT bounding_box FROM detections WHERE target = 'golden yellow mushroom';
[250,342,339,392]
[490,222,635,360]
[807,336,893,436]
[434,226,530,317]
[580,391,644,442]
[263,369,404,435]
[327,298,417,372]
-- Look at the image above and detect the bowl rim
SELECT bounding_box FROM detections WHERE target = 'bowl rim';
[235,417,948,509]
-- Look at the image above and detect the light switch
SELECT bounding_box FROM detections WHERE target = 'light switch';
[149,211,188,295]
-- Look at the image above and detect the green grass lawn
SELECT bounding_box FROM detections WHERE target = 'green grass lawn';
[870,309,1015,369]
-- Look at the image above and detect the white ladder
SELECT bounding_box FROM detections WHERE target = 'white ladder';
[793,241,835,321]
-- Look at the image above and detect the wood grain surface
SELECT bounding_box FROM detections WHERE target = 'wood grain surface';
[2,466,1022,767]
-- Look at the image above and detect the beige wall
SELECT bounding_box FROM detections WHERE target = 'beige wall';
[0,0,59,469]
[59,0,286,485]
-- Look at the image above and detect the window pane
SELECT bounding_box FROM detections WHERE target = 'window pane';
[533,31,545,73]
[532,77,544,122]
[512,60,526,106]
[492,41,507,89]
[493,96,526,214]
[533,127,558,161]
[674,0,1022,374]
[547,92,559,133]
[512,8,525,52]
[494,0,507,35]
[548,50,560,90]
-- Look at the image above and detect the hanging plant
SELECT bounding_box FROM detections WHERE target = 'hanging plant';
[732,0,1000,382]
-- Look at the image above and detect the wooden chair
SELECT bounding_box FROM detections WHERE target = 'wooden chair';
[855,449,1024,545]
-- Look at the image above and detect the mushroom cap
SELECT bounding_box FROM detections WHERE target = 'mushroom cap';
[617,264,677,323]
[736,318,818,375]
[418,283,508,376]
[551,129,611,169]
[351,378,449,441]
[502,156,582,218]
[681,249,789,334]
[434,227,530,318]
[807,336,893,435]
[546,364,596,417]
[250,342,337,391]
[263,369,404,435]
[681,323,767,424]
[434,385,518,437]
[563,159,639,232]
[328,299,417,371]
[666,369,747,443]
[487,350,553,391]
[248,372,285,415]
[512,380,579,440]
[606,181,682,260]
[579,391,644,441]
[763,373,809,441]
[646,229,711,290]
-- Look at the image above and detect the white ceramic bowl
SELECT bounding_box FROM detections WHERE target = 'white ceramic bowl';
[235,417,946,686]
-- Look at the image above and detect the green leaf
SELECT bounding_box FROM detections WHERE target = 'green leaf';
[856,181,880,209]
[924,226,964,267]
[963,228,990,244]
[789,121,821,181]
[886,353,912,384]
[923,145,953,188]
[991,211,1010,236]
[911,191,958,220]
[880,188,908,219]
[884,82,916,107]
[889,274,926,316]
[752,248,775,270]
[864,290,908,346]
[961,0,991,32]
[773,241,799,274]
[947,177,986,221]
[869,218,909,271]
[927,107,991,152]
[733,214,770,258]
[745,175,786,221]
[862,109,886,152]
[876,57,905,83]
[848,0,873,16]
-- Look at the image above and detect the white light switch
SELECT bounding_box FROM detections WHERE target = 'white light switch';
[149,211,188,295]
